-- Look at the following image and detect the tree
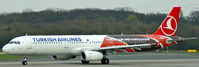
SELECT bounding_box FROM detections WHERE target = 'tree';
[125,15,140,23]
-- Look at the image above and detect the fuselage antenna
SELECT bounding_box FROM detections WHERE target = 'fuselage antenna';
[25,33,28,36]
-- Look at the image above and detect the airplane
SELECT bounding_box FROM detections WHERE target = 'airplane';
[2,7,196,65]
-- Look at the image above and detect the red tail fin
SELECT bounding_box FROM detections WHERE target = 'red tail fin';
[152,7,181,36]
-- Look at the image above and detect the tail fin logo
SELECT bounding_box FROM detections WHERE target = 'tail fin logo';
[164,18,174,30]
[160,16,177,36]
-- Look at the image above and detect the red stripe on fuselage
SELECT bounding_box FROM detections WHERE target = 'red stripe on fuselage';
[101,37,135,53]
[101,37,127,47]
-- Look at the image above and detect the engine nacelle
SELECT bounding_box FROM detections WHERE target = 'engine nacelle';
[81,51,103,61]
[52,55,76,60]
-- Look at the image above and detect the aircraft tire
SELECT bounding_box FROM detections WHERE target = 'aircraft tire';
[22,61,28,65]
[101,58,109,64]
[81,60,89,64]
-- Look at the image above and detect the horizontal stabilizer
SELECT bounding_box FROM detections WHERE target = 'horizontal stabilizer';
[174,37,197,41]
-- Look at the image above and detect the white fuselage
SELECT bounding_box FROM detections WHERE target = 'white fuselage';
[2,35,107,56]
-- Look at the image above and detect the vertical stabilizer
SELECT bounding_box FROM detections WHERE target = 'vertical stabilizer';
[152,7,181,36]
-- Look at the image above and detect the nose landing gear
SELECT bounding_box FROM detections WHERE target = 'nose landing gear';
[22,56,28,65]
[22,61,28,65]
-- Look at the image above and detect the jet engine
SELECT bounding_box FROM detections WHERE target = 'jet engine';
[81,51,103,61]
[52,55,76,60]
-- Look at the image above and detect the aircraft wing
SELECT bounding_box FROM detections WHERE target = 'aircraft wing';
[93,44,152,51]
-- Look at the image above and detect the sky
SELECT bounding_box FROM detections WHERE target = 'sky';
[0,0,199,16]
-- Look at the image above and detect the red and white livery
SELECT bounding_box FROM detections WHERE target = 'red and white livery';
[2,7,196,65]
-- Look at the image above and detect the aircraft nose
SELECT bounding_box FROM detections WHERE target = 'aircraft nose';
[2,45,12,53]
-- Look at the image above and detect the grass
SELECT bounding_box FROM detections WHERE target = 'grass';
[176,51,199,55]
[0,53,42,60]
[0,54,22,60]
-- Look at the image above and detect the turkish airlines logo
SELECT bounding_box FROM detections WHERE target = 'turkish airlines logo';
[164,18,174,30]
[161,16,177,36]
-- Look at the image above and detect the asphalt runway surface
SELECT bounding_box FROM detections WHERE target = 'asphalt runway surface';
[1,53,199,67]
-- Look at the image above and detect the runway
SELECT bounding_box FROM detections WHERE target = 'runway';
[0,59,199,67]
[0,53,199,67]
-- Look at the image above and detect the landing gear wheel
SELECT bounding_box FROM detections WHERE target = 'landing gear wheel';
[81,60,89,64]
[22,56,28,65]
[101,58,109,64]
[22,61,28,65]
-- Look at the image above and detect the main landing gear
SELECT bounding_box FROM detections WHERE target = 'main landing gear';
[81,50,110,64]
[101,50,109,64]
[22,56,28,65]
[101,57,109,64]
[81,57,109,64]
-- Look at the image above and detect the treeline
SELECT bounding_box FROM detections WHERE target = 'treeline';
[0,8,198,50]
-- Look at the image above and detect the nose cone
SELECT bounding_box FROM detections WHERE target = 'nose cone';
[2,45,12,54]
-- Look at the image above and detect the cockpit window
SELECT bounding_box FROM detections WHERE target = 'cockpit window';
[8,41,21,44]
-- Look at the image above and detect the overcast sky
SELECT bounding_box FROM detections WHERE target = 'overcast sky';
[0,0,199,16]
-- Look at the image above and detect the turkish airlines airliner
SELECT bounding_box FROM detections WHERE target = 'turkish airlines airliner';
[2,7,196,65]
